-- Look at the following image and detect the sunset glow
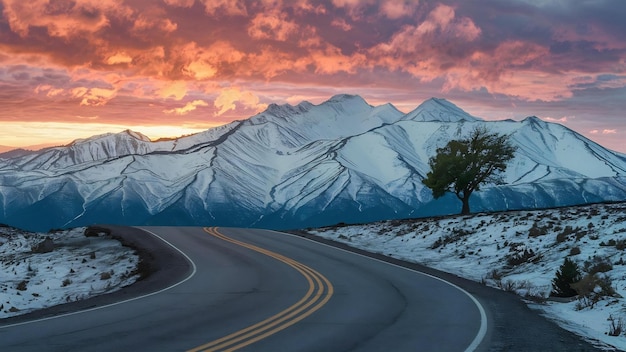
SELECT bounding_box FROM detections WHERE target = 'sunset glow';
[0,0,624,152]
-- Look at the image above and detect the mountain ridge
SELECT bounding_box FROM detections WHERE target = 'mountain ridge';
[1,95,625,232]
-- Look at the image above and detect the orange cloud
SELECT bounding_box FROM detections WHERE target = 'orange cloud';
[310,45,366,74]
[74,87,118,106]
[157,81,188,100]
[214,88,266,116]
[106,52,133,65]
[2,0,132,38]
[178,41,246,80]
[163,100,209,115]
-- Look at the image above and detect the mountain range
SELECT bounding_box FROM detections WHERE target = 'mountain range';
[1,94,625,232]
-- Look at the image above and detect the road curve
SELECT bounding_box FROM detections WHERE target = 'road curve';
[0,226,486,351]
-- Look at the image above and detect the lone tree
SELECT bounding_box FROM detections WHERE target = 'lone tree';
[422,126,516,215]
[551,257,581,297]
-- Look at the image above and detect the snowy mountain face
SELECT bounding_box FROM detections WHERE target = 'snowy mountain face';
[1,94,626,232]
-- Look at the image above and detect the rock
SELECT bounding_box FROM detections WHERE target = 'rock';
[84,226,111,237]
[32,237,54,253]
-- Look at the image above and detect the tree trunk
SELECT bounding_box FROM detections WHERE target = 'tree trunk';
[460,195,471,215]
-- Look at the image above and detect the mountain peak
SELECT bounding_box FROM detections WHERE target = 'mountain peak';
[402,97,481,122]
[123,129,151,142]
[328,93,363,102]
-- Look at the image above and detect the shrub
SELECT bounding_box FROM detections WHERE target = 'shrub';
[551,257,581,298]
[608,315,625,337]
[100,271,113,280]
[569,247,581,256]
[584,256,613,275]
[506,248,540,266]
[528,222,548,238]
[571,273,616,308]
[16,280,28,291]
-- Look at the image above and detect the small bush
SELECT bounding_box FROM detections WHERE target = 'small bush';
[571,273,616,309]
[584,256,613,275]
[61,278,72,287]
[569,247,581,256]
[608,314,625,336]
[528,222,548,238]
[16,280,28,291]
[600,239,617,247]
[506,248,540,266]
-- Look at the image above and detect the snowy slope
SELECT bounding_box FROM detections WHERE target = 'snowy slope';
[0,95,625,231]
[309,202,626,351]
[0,226,139,318]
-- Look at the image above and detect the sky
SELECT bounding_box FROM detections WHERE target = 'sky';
[0,0,624,153]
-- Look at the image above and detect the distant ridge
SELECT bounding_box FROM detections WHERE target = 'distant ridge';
[0,95,625,232]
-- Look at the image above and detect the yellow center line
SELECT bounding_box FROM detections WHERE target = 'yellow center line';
[187,227,334,352]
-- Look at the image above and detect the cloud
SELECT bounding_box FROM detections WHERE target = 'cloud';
[544,116,573,123]
[163,100,209,115]
[214,88,266,116]
[200,0,247,16]
[247,11,299,41]
[380,0,419,19]
[1,0,132,38]
[73,87,118,106]
[106,52,133,65]
[589,129,617,135]
[157,81,188,100]
[163,0,195,7]
[330,18,352,31]
[178,41,245,80]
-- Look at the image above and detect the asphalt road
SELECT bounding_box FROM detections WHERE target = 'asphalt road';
[0,226,488,351]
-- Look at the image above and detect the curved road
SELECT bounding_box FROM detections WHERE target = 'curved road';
[0,226,486,351]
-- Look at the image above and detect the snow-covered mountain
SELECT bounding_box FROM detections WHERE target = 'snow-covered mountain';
[1,94,625,232]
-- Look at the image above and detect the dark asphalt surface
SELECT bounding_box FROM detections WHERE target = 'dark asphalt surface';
[0,226,609,351]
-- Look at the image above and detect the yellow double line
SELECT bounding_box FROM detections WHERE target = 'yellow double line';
[188,227,334,352]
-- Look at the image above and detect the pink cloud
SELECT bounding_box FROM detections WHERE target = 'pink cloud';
[590,129,617,135]
[331,18,352,31]
[380,0,420,19]
[247,11,299,41]
[163,0,195,7]
[200,0,247,16]
[544,116,573,123]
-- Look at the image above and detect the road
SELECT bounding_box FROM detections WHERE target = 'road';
[0,226,486,351]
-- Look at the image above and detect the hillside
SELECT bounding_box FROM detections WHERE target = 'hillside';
[0,226,139,318]
[308,202,626,350]
[0,95,625,232]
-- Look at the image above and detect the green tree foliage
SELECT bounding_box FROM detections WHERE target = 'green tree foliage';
[422,126,516,214]
[551,257,582,298]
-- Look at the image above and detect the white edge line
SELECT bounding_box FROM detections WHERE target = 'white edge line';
[0,227,197,329]
[267,229,488,352]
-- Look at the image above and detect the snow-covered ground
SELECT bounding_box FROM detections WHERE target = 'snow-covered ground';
[0,226,140,319]
[308,202,626,351]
